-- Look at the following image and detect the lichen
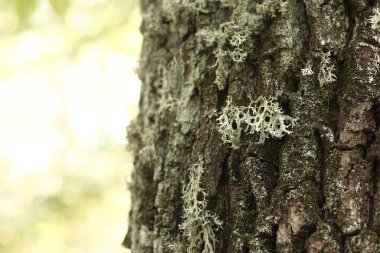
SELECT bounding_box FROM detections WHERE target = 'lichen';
[180,157,222,253]
[314,50,336,87]
[216,96,297,148]
[196,13,259,90]
[301,61,314,76]
[256,0,289,18]
[368,8,380,30]
[164,0,210,14]
[220,0,236,8]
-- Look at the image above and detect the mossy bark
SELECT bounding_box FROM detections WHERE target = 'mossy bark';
[125,0,380,252]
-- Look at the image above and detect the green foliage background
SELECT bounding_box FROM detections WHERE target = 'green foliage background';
[0,0,141,252]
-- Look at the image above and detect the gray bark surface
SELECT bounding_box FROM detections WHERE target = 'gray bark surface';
[125,0,380,252]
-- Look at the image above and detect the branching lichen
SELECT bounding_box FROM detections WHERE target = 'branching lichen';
[164,0,209,14]
[215,97,245,149]
[246,96,297,143]
[180,158,222,253]
[197,17,254,90]
[314,50,336,87]
[368,8,380,30]
[185,0,209,12]
[157,65,176,112]
[220,0,236,8]
[196,28,219,47]
[217,96,297,148]
[301,61,314,76]
[256,0,289,18]
[229,48,247,63]
[213,49,229,90]
[215,21,251,89]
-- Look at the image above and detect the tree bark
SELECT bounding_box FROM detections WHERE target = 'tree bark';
[125,0,380,252]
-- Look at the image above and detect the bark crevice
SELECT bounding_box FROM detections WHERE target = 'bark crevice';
[218,150,231,253]
[343,0,357,49]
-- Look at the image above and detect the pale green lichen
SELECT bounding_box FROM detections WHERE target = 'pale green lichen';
[196,28,219,47]
[301,61,314,76]
[157,65,176,112]
[245,96,297,143]
[197,16,254,90]
[314,50,336,87]
[213,49,229,90]
[229,48,247,63]
[180,158,222,253]
[256,0,289,18]
[215,21,251,89]
[368,8,380,30]
[164,0,209,14]
[217,96,297,148]
[215,97,245,148]
[220,0,236,8]
[168,241,184,253]
[185,0,209,12]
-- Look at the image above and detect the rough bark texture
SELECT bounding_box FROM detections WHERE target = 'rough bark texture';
[125,0,380,252]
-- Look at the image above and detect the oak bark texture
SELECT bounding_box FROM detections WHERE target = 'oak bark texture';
[125,0,380,252]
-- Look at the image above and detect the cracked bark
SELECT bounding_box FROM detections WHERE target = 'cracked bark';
[125,0,380,252]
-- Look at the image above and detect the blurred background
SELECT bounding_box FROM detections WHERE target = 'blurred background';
[0,0,141,252]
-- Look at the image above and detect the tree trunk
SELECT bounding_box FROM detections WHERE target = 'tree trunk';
[124,0,380,252]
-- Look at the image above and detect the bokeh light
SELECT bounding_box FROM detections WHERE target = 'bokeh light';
[0,0,141,252]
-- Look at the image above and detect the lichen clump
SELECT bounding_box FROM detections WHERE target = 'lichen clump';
[368,8,380,30]
[217,96,297,148]
[180,158,222,253]
[197,19,252,90]
[315,50,336,87]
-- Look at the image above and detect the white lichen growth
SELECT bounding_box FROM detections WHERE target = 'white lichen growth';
[219,21,250,60]
[229,48,247,63]
[197,18,252,90]
[214,21,251,89]
[315,50,336,87]
[180,158,222,253]
[186,0,209,12]
[301,61,314,76]
[168,241,184,253]
[246,96,297,143]
[164,0,209,14]
[375,53,380,69]
[220,0,236,8]
[217,96,297,148]
[196,28,219,47]
[229,28,249,47]
[157,66,176,112]
[368,8,380,30]
[256,0,289,18]
[216,98,245,149]
[213,49,229,90]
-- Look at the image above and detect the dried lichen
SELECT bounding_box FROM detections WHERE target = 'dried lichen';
[301,61,314,76]
[180,158,222,253]
[314,50,336,87]
[196,13,259,90]
[256,0,289,18]
[368,8,380,30]
[216,96,297,148]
